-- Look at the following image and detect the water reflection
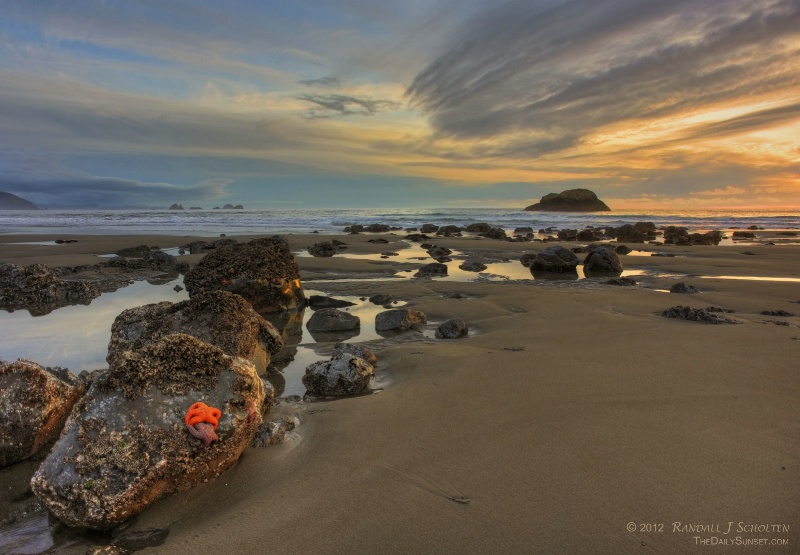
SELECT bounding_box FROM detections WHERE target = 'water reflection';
[0,278,189,370]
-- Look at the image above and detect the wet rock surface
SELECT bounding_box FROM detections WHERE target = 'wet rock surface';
[435,318,469,339]
[107,290,283,374]
[528,246,579,273]
[0,360,85,467]
[459,260,488,272]
[307,241,338,257]
[0,263,100,316]
[582,245,623,275]
[375,309,427,331]
[414,263,448,278]
[302,353,374,396]
[605,277,638,286]
[183,236,305,313]
[31,334,266,531]
[670,282,700,294]
[306,308,360,332]
[661,306,738,324]
[332,342,378,365]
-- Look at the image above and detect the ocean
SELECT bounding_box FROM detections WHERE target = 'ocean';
[1,208,798,235]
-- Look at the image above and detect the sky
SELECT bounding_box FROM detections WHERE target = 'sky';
[1,0,799,210]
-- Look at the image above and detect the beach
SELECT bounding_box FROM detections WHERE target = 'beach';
[1,230,799,554]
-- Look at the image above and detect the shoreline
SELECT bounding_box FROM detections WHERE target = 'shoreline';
[1,231,799,553]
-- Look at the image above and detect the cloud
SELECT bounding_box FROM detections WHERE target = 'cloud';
[406,0,800,149]
[298,76,342,88]
[295,93,400,118]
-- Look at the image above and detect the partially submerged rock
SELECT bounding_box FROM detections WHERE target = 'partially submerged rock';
[661,306,738,324]
[306,308,360,332]
[302,353,374,396]
[528,246,579,273]
[459,260,488,272]
[183,237,305,313]
[414,263,448,278]
[0,360,85,467]
[375,309,427,331]
[107,290,283,373]
[332,342,378,366]
[582,245,623,275]
[0,263,100,316]
[31,334,266,531]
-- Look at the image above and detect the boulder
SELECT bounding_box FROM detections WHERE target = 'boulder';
[670,282,700,294]
[557,229,578,241]
[302,353,374,396]
[529,246,579,273]
[524,189,611,212]
[435,318,468,339]
[420,224,439,233]
[435,225,463,236]
[332,343,378,366]
[0,360,85,467]
[0,263,100,316]
[661,306,738,324]
[732,231,756,239]
[183,237,305,313]
[306,308,360,332]
[414,263,448,278]
[107,290,283,374]
[465,223,492,233]
[576,229,597,241]
[375,309,427,331]
[615,245,632,255]
[307,242,338,257]
[365,224,391,233]
[31,334,266,530]
[583,245,623,275]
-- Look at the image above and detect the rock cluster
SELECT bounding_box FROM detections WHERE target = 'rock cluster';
[0,262,100,316]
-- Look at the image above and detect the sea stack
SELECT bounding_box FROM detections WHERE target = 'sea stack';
[524,189,611,212]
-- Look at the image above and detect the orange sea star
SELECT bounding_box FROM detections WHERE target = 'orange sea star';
[184,402,222,449]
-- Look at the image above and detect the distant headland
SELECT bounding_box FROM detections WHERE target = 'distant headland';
[524,189,611,212]
[0,191,39,210]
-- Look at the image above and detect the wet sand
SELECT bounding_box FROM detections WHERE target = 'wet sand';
[1,232,799,553]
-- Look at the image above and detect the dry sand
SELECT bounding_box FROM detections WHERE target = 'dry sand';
[1,232,799,554]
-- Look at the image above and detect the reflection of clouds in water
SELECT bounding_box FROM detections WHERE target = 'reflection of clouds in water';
[0,278,188,371]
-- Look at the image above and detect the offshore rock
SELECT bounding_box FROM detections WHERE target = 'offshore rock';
[31,334,266,531]
[0,263,100,316]
[525,189,611,212]
[529,246,579,273]
[0,360,85,467]
[302,353,374,396]
[107,290,283,374]
[183,237,305,313]
[375,308,427,331]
